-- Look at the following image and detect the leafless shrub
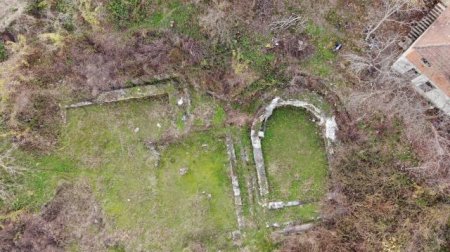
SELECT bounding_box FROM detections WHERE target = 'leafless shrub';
[269,15,306,33]
[281,112,450,251]
[181,38,205,65]
[0,144,25,202]
[280,227,346,252]
[0,182,124,251]
[407,113,450,191]
[282,35,314,59]
[0,144,23,176]
[345,84,450,193]
[252,0,274,19]
[199,3,233,46]
[1,28,206,152]
[343,35,401,86]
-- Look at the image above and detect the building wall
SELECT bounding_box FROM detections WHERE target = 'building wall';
[405,49,450,97]
[392,56,450,115]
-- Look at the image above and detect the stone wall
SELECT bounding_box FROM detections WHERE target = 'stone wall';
[250,97,338,201]
[66,83,174,109]
[63,80,182,124]
[225,134,245,230]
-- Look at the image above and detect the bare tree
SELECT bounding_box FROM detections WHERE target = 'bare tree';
[0,143,25,202]
[269,15,307,33]
[407,115,450,191]
[343,35,401,86]
[345,79,450,193]
[365,0,423,41]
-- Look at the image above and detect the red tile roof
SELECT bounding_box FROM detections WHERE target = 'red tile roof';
[405,7,450,96]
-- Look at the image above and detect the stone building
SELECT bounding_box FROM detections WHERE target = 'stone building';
[392,1,450,115]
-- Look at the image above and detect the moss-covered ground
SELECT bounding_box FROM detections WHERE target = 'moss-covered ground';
[9,97,239,250]
[3,93,332,250]
[261,106,329,220]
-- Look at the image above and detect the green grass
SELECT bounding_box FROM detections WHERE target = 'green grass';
[107,0,151,28]
[213,105,226,127]
[110,0,203,38]
[303,22,338,77]
[11,155,78,211]
[226,126,321,249]
[27,0,47,17]
[4,93,330,250]
[238,36,276,76]
[63,97,236,250]
[152,133,236,250]
[9,97,238,250]
[262,106,328,202]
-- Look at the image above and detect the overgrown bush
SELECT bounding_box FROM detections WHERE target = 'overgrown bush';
[0,41,8,62]
[107,0,151,28]
[27,0,48,17]
[281,115,450,251]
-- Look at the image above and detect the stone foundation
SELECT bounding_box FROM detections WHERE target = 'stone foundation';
[250,97,338,202]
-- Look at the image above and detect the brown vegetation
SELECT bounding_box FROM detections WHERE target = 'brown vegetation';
[0,182,122,252]
[0,0,449,250]
[281,114,450,251]
[279,0,450,250]
[1,11,206,151]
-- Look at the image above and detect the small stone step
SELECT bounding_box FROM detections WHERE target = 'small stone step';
[416,23,427,31]
[410,30,422,38]
[423,17,433,24]
[436,3,446,10]
[426,15,437,21]
[429,9,441,17]
[424,17,434,26]
[400,1,447,50]
[412,26,424,34]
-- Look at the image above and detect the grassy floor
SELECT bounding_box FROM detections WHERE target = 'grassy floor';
[10,97,238,250]
[64,98,236,250]
[262,106,328,203]
[5,96,329,250]
[225,125,326,251]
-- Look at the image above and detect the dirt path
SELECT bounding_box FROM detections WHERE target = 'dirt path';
[0,0,27,31]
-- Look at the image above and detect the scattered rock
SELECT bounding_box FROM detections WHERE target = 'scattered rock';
[267,201,284,209]
[231,230,241,241]
[266,200,302,209]
[179,167,189,176]
[266,222,281,228]
[201,191,212,199]
[281,223,314,235]
[177,97,184,106]
[297,40,307,51]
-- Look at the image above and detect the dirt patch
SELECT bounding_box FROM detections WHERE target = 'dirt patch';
[226,109,252,127]
[271,35,315,61]
[0,181,123,252]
